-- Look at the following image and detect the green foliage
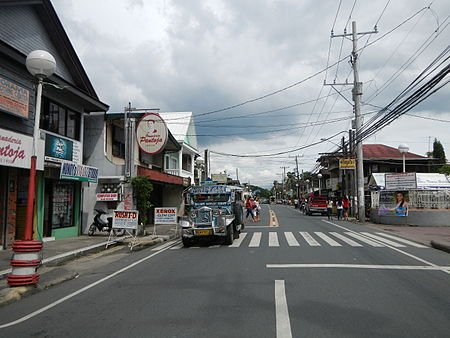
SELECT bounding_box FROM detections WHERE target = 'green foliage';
[432,138,446,165]
[437,165,450,175]
[247,184,271,198]
[130,176,153,225]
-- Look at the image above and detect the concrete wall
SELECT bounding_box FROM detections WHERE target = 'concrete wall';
[162,185,185,216]
[370,209,450,226]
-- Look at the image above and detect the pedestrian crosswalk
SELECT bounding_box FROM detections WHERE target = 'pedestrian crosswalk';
[166,231,428,250]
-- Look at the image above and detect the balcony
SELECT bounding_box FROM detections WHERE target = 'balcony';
[164,168,193,178]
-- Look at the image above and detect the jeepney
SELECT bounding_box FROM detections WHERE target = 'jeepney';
[179,185,245,247]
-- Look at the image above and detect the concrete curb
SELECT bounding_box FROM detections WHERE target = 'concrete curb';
[431,240,450,254]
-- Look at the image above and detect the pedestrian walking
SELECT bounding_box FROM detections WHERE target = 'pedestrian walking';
[254,197,261,222]
[336,199,344,220]
[326,198,334,220]
[294,198,299,209]
[342,196,350,220]
[245,196,256,222]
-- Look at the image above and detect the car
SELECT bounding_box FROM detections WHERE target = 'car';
[305,196,328,215]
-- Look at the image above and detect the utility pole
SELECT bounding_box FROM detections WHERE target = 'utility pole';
[204,149,209,180]
[329,21,377,222]
[280,166,288,200]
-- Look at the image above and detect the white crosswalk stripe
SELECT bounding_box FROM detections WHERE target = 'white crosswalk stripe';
[249,232,262,247]
[329,232,363,247]
[229,232,248,247]
[169,231,429,249]
[344,232,385,247]
[284,232,300,247]
[315,232,342,246]
[269,232,280,247]
[375,232,428,248]
[361,232,406,247]
[300,231,321,246]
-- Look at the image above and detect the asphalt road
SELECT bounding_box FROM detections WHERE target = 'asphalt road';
[1,204,450,337]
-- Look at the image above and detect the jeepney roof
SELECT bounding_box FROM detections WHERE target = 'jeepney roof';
[190,185,242,194]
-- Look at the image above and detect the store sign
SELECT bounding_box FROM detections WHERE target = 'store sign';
[0,76,29,118]
[136,113,168,155]
[154,207,178,224]
[96,193,119,201]
[112,210,139,229]
[60,162,98,183]
[385,173,417,191]
[0,128,44,170]
[44,132,81,164]
[211,173,228,184]
[339,158,356,169]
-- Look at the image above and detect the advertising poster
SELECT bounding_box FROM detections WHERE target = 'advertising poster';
[45,133,73,161]
[377,190,409,216]
[112,210,139,229]
[154,208,178,224]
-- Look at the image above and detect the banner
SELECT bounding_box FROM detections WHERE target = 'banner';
[60,162,98,183]
[0,76,29,118]
[385,173,417,190]
[0,128,44,170]
[96,193,119,201]
[377,190,409,216]
[339,158,356,169]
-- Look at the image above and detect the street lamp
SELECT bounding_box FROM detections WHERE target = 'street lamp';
[398,143,409,173]
[305,179,310,193]
[295,183,299,199]
[8,50,56,287]
[317,173,323,195]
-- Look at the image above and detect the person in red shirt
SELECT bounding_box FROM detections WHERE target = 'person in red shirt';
[245,196,256,222]
[342,196,350,221]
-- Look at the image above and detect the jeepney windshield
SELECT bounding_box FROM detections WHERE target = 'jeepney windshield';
[191,194,230,203]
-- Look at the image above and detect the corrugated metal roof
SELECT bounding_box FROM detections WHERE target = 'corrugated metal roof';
[363,144,426,159]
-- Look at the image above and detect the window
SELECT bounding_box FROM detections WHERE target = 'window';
[112,125,125,158]
[41,99,80,140]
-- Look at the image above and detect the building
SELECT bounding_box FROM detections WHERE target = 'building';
[83,111,197,230]
[0,0,108,247]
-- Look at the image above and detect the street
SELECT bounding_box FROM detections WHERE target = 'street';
[1,204,450,337]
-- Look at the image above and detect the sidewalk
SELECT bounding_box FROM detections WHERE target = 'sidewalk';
[361,221,450,254]
[0,223,179,279]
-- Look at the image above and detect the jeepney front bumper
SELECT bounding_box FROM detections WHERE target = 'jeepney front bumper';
[180,215,235,238]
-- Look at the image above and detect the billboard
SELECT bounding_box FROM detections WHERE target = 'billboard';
[0,76,29,118]
[377,190,409,216]
[385,173,417,190]
[112,210,139,229]
[154,207,178,224]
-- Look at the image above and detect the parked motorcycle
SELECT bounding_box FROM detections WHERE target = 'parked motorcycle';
[88,209,125,236]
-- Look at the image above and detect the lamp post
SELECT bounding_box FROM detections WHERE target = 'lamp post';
[195,156,204,184]
[295,183,299,199]
[398,144,409,173]
[8,50,56,287]
[305,179,310,193]
[317,173,323,195]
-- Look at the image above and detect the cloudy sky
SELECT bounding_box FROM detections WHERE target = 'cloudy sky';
[53,0,450,187]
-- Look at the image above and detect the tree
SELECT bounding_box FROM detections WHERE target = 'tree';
[432,138,446,166]
[130,176,153,225]
[438,165,450,175]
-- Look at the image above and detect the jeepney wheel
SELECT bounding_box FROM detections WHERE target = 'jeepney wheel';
[224,225,234,245]
[182,237,192,248]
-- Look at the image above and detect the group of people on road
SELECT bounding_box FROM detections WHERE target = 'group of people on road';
[326,196,350,221]
[245,196,261,222]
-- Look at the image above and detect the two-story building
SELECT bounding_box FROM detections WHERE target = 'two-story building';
[0,0,108,247]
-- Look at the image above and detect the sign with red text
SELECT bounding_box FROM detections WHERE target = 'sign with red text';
[154,207,178,224]
[112,210,139,229]
[136,113,168,155]
[96,193,119,201]
[0,128,44,170]
[0,76,29,118]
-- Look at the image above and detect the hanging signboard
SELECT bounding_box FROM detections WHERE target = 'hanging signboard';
[211,173,228,184]
[96,193,119,201]
[154,207,178,224]
[136,113,168,155]
[339,158,356,169]
[60,162,98,183]
[112,210,139,229]
[385,173,417,191]
[0,76,30,119]
[44,132,82,164]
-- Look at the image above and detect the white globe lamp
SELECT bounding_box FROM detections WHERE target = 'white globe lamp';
[398,144,409,173]
[26,50,56,78]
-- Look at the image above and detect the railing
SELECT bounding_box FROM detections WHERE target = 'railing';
[164,169,193,178]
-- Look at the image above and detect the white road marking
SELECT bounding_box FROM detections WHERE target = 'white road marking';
[299,232,321,246]
[249,232,262,247]
[329,232,362,247]
[267,264,450,271]
[169,243,183,250]
[0,239,180,329]
[361,232,406,247]
[323,220,450,276]
[275,280,293,338]
[151,240,177,251]
[344,232,385,247]
[315,232,342,246]
[284,232,300,247]
[229,232,248,247]
[209,245,221,249]
[375,232,428,248]
[269,232,280,247]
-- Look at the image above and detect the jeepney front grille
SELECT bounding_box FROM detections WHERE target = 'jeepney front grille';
[193,208,213,227]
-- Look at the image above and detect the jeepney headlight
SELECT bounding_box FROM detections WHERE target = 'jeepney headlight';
[213,209,221,216]
[190,211,196,219]
[180,220,191,228]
